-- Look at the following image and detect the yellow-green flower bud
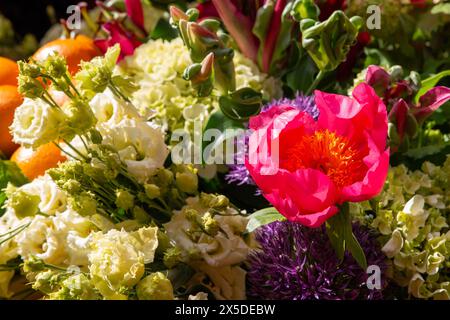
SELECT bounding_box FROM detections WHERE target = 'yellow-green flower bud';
[144,184,161,199]
[175,172,198,194]
[156,168,174,186]
[163,247,182,269]
[132,206,150,223]
[185,208,200,223]
[32,270,63,294]
[18,61,41,78]
[44,53,69,78]
[136,272,174,300]
[115,189,135,211]
[9,190,40,219]
[23,256,46,273]
[202,212,219,236]
[17,75,45,98]
[157,230,172,254]
[48,273,100,300]
[200,193,229,210]
[69,193,97,216]
[62,179,81,194]
[64,99,97,135]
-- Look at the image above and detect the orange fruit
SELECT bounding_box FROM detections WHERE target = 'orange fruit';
[32,35,101,75]
[0,57,19,86]
[0,85,23,157]
[10,143,67,180]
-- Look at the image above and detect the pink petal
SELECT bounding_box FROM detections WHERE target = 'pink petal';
[100,22,142,61]
[341,135,390,203]
[414,86,450,123]
[365,65,390,95]
[125,0,145,31]
[388,99,409,141]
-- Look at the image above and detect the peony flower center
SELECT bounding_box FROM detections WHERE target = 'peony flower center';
[281,130,366,188]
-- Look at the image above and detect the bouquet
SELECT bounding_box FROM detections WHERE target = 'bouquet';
[0,0,449,300]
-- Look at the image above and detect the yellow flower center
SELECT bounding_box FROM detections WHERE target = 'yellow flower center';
[281,130,367,188]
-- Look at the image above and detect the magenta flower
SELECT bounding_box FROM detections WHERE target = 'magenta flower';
[94,22,142,61]
[245,83,389,227]
[125,0,145,32]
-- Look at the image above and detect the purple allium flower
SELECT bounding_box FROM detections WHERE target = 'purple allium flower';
[247,221,387,300]
[225,94,318,187]
[263,94,319,119]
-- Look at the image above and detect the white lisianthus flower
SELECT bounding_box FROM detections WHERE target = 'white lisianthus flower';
[188,292,208,300]
[0,214,20,298]
[89,89,141,126]
[13,208,94,266]
[18,175,67,216]
[191,263,247,300]
[88,227,158,299]
[100,118,169,183]
[15,215,66,265]
[10,98,66,149]
[165,196,252,267]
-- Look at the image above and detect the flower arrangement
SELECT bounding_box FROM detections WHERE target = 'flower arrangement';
[0,0,450,301]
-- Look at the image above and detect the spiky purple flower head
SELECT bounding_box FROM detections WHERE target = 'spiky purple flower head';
[247,221,387,300]
[225,94,318,187]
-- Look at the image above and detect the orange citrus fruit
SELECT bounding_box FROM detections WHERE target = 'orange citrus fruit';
[0,57,19,86]
[32,35,101,75]
[10,143,67,180]
[0,85,23,157]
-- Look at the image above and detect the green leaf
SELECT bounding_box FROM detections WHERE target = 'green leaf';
[0,161,28,188]
[415,70,450,103]
[404,143,450,160]
[286,44,318,92]
[345,227,368,270]
[326,213,346,262]
[253,1,275,68]
[269,3,297,75]
[326,203,367,270]
[218,88,262,121]
[246,207,285,233]
[150,18,179,41]
[291,0,320,21]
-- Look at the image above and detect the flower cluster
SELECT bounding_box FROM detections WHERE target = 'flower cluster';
[119,38,282,133]
[365,157,450,299]
[164,193,254,300]
[247,220,387,300]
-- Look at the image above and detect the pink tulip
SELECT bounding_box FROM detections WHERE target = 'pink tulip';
[246,83,389,227]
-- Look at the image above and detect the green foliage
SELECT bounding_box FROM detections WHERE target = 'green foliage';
[246,207,285,233]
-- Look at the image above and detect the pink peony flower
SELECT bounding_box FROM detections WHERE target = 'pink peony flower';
[245,83,390,227]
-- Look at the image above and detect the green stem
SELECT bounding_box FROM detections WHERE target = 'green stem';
[62,139,90,161]
[63,74,82,98]
[52,142,82,161]
[108,83,131,103]
[306,70,325,95]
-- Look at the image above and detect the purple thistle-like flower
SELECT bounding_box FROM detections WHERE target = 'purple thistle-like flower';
[225,94,318,187]
[262,94,319,119]
[247,221,387,300]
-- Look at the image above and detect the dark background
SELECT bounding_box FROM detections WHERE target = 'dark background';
[0,0,96,40]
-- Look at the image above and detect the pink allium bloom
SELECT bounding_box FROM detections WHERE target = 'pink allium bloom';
[245,83,390,227]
